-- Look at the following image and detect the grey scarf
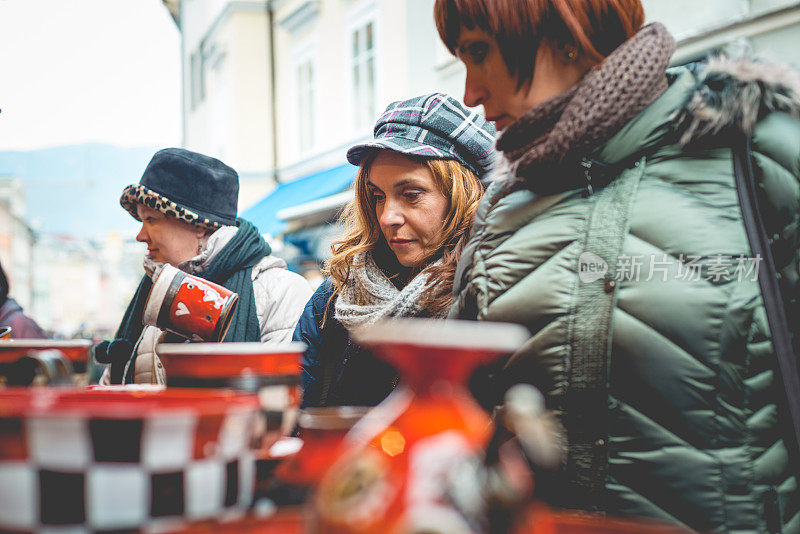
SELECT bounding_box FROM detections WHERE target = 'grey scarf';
[334,252,442,331]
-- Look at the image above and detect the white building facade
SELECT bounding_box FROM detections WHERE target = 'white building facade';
[166,0,800,271]
[0,177,36,311]
[165,0,277,210]
[269,0,464,180]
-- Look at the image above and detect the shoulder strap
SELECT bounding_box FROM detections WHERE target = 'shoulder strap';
[564,157,646,511]
[732,135,800,471]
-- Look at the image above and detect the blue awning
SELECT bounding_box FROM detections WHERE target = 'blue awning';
[242,164,356,236]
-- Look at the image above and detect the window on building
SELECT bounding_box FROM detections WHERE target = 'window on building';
[190,46,206,110]
[296,58,315,152]
[351,20,375,130]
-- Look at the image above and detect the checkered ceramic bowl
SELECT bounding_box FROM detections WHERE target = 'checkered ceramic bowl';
[156,342,304,448]
[0,387,261,532]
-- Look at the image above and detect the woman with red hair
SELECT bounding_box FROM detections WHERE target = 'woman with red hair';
[436,0,800,531]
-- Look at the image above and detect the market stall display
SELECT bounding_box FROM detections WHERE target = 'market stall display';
[2,319,689,533]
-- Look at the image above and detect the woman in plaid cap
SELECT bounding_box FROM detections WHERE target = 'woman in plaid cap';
[294,93,495,407]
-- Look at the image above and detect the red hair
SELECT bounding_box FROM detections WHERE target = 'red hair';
[435,0,645,87]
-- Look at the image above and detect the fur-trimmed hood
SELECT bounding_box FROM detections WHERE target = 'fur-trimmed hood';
[677,53,800,145]
[486,54,800,189]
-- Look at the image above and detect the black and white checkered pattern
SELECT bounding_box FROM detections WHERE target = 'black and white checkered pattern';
[166,374,301,444]
[0,405,258,532]
[346,93,497,177]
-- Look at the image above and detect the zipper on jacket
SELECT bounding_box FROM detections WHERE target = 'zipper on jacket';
[321,338,351,406]
[581,158,594,197]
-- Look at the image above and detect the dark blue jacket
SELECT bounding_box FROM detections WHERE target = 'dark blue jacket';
[293,279,397,407]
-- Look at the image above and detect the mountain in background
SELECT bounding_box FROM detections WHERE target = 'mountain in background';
[0,143,159,239]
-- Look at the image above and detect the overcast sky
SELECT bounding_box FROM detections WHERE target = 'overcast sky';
[0,0,182,151]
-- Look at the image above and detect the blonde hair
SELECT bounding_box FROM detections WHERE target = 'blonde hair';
[325,152,484,317]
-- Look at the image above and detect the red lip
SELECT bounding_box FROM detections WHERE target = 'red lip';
[390,239,414,245]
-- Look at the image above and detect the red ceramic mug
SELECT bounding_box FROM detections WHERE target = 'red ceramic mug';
[143,264,239,341]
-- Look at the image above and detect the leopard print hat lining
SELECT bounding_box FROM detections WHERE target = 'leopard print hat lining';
[120,184,222,230]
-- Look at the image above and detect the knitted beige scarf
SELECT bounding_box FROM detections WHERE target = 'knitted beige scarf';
[495,23,676,194]
[333,252,443,331]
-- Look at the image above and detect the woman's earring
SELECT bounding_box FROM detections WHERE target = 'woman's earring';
[566,49,578,62]
[196,238,203,255]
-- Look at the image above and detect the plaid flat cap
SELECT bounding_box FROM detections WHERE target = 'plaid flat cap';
[347,93,496,177]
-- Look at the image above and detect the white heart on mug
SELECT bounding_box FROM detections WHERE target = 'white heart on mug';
[175,302,190,316]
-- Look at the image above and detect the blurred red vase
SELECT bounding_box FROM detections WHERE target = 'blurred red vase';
[312,318,529,534]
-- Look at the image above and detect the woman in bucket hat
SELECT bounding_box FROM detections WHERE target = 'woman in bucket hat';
[96,148,312,385]
[294,93,496,407]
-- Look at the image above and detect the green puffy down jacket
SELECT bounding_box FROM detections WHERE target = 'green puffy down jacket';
[451,59,800,532]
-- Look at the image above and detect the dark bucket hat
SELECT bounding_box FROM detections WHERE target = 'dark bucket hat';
[346,93,496,178]
[120,148,239,230]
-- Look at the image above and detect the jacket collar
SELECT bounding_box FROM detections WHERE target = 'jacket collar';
[179,225,238,275]
[491,54,800,195]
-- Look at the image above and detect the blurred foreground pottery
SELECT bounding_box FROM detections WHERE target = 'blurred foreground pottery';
[0,387,260,531]
[144,263,239,341]
[313,319,528,534]
[168,507,306,533]
[157,342,304,447]
[258,406,369,506]
[0,339,92,386]
[513,504,686,534]
[280,407,369,488]
[253,436,304,504]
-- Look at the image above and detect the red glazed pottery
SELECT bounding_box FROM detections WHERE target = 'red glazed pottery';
[253,436,305,503]
[513,504,686,534]
[256,407,369,507]
[279,407,369,489]
[157,342,305,448]
[144,263,239,342]
[167,507,306,533]
[312,318,528,534]
[0,339,92,386]
[0,339,92,364]
[0,387,261,532]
